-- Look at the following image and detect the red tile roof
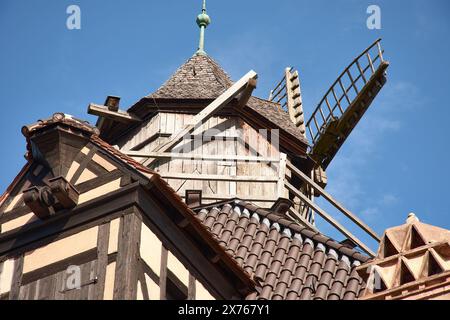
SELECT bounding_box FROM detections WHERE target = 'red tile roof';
[193,199,368,300]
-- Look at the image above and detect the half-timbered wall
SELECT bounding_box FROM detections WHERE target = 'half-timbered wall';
[117,112,282,208]
[138,222,215,300]
[0,138,220,300]
[0,211,217,300]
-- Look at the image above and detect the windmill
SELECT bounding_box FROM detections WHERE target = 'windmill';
[85,3,388,256]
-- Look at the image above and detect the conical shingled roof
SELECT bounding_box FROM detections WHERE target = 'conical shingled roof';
[144,54,309,145]
[192,199,368,300]
[148,55,233,100]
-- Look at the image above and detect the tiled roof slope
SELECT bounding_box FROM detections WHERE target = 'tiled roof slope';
[148,55,233,100]
[193,199,368,300]
[246,97,308,143]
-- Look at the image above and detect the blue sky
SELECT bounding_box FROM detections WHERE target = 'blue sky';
[1,1,449,250]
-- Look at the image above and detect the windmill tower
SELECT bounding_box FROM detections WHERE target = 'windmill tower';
[85,2,388,256]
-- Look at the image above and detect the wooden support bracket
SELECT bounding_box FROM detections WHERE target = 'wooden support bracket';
[48,176,79,209]
[236,78,257,109]
[23,186,54,220]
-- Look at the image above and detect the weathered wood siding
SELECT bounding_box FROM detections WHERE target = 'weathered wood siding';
[117,112,282,208]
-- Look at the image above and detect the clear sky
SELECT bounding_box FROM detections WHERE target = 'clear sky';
[1,0,449,250]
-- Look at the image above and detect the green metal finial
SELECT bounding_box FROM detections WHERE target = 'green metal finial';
[195,0,211,56]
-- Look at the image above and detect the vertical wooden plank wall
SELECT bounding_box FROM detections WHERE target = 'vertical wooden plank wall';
[117,114,161,152]
[118,112,281,207]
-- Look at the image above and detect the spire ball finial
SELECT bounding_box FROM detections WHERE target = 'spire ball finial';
[196,12,211,28]
[195,0,211,56]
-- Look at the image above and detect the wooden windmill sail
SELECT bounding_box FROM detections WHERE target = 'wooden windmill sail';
[270,39,390,171]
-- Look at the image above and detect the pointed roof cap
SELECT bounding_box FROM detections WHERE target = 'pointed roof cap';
[380,214,450,254]
[148,55,233,100]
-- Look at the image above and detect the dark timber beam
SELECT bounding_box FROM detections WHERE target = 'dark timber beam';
[88,103,141,124]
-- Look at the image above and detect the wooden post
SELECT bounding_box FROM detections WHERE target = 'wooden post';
[95,222,110,300]
[277,153,287,198]
[286,161,380,242]
[309,169,315,224]
[8,255,24,300]
[285,181,375,257]
[160,246,168,300]
[113,212,142,300]
[188,275,196,300]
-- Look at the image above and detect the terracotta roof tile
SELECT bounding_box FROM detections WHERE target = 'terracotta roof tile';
[22,113,99,138]
[343,269,363,300]
[315,251,338,300]
[193,199,368,300]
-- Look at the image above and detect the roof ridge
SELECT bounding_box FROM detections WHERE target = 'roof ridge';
[240,200,369,262]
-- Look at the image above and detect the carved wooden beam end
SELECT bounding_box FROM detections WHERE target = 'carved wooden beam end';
[23,186,54,220]
[23,177,79,220]
[48,176,79,209]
